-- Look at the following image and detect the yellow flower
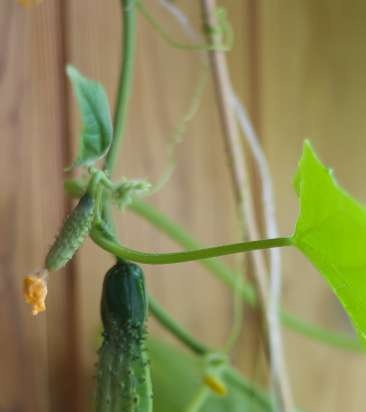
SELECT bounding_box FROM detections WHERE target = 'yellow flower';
[23,272,48,316]
[203,374,228,396]
[17,0,43,7]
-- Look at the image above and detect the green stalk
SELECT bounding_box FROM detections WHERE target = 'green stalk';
[104,0,136,175]
[91,227,291,264]
[129,200,364,352]
[149,296,209,355]
[131,200,255,299]
[281,312,363,351]
[149,291,305,411]
[183,387,210,412]
[226,368,305,412]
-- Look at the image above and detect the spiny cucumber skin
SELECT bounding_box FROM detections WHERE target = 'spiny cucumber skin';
[96,326,153,412]
[96,261,153,412]
[45,194,95,271]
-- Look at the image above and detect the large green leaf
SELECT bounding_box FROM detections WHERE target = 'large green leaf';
[292,141,366,344]
[149,338,273,412]
[66,65,113,168]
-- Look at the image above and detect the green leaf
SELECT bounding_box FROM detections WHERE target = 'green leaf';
[149,338,273,412]
[66,65,113,168]
[292,140,366,345]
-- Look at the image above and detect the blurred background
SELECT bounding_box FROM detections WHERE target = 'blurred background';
[2,0,366,411]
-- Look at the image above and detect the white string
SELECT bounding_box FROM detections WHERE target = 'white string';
[228,93,284,390]
[157,0,289,408]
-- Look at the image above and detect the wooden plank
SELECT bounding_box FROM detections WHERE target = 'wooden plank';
[12,1,366,410]
[0,3,49,411]
[259,1,366,410]
[0,1,80,411]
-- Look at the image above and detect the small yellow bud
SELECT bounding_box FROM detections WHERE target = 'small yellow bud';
[203,374,228,396]
[23,272,48,316]
[17,0,43,8]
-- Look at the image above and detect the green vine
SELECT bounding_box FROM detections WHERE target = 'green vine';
[149,296,209,355]
[104,0,137,175]
[91,222,291,264]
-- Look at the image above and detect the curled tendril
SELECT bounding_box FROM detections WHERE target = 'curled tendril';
[111,178,152,210]
[137,1,233,52]
[202,7,234,51]
[64,169,151,213]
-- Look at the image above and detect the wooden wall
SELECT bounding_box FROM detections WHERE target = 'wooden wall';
[259,2,366,411]
[1,1,366,411]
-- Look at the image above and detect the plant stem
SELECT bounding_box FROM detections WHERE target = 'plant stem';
[104,0,137,175]
[281,312,363,352]
[130,200,364,352]
[183,386,210,412]
[149,295,210,355]
[95,3,153,411]
[91,227,291,264]
[130,201,256,298]
[224,266,245,353]
[225,368,273,409]
[226,368,306,412]
[225,368,305,412]
[149,292,270,410]
[149,288,306,411]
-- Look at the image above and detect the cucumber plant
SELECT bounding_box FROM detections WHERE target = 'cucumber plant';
[20,0,366,411]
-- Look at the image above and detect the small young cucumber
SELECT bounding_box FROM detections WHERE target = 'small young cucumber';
[96,260,153,412]
[45,193,95,271]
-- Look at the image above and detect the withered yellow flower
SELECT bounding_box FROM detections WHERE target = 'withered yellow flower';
[17,0,43,7]
[23,273,48,315]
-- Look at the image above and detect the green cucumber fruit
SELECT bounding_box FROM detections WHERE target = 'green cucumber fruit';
[45,193,95,271]
[96,260,153,412]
